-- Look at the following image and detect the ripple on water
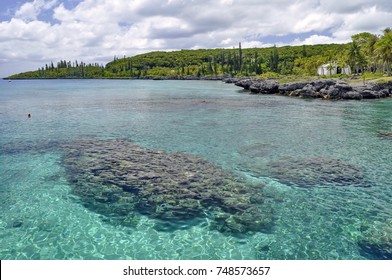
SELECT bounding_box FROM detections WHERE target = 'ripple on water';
[1,80,392,260]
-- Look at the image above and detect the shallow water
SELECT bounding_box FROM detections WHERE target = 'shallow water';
[0,79,391,260]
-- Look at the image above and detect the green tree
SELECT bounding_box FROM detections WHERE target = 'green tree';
[269,45,279,72]
[302,45,307,57]
[375,28,392,76]
[352,32,379,72]
[239,42,243,73]
[347,41,366,74]
[326,63,334,76]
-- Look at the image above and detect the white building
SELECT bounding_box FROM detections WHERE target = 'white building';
[317,63,351,76]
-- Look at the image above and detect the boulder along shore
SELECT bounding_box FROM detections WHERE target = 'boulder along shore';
[225,78,392,100]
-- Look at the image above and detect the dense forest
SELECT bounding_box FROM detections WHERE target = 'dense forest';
[6,29,392,79]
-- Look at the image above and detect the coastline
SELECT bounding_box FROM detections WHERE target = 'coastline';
[4,75,392,101]
[2,75,225,81]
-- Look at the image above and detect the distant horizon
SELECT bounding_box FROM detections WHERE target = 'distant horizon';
[1,0,391,77]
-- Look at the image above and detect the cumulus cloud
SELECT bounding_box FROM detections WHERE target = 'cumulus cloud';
[15,0,58,21]
[0,0,391,77]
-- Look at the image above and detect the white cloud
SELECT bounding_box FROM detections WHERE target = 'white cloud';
[241,40,273,48]
[293,12,341,34]
[291,35,343,46]
[15,0,58,21]
[318,0,391,13]
[333,6,391,38]
[0,0,391,77]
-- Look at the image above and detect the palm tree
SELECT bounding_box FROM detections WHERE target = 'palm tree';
[347,41,365,74]
[326,63,335,76]
[365,34,380,72]
[375,28,392,76]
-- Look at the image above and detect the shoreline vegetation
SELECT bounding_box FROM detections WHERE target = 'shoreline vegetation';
[4,29,392,90]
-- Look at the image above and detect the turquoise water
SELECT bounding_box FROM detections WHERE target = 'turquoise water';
[0,79,391,260]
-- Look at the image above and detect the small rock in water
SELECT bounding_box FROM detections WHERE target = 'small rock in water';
[12,220,23,228]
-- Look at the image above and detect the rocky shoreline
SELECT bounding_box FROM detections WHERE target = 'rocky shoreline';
[225,78,392,100]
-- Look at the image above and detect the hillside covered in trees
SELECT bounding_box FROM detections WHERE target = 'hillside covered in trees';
[6,29,392,79]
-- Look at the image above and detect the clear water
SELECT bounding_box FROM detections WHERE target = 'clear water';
[0,79,391,260]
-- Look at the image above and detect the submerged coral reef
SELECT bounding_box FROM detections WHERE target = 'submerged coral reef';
[267,157,367,187]
[242,156,367,188]
[60,138,273,234]
[358,219,392,260]
[238,143,275,158]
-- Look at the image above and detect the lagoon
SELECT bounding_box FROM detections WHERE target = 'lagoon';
[0,79,391,259]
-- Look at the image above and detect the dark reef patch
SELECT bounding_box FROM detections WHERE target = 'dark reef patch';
[377,131,392,140]
[242,156,368,188]
[0,140,61,155]
[358,220,392,260]
[267,157,367,187]
[60,138,273,234]
[238,143,275,158]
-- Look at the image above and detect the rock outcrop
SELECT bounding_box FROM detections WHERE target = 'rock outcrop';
[225,78,392,100]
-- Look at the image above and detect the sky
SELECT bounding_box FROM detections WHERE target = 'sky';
[0,0,391,78]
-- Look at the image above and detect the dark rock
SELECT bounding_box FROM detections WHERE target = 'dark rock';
[342,91,363,100]
[281,80,337,98]
[323,86,341,98]
[334,82,353,91]
[284,80,350,99]
[369,82,388,92]
[229,78,391,101]
[288,90,301,97]
[260,80,279,94]
[352,85,367,92]
[279,82,308,93]
[310,79,335,91]
[378,89,390,97]
[12,220,23,228]
[249,80,280,94]
[361,90,380,99]
[297,84,318,98]
[249,83,261,93]
[235,79,257,90]
[223,78,240,84]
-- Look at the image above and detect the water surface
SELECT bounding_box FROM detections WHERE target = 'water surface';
[0,79,391,259]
